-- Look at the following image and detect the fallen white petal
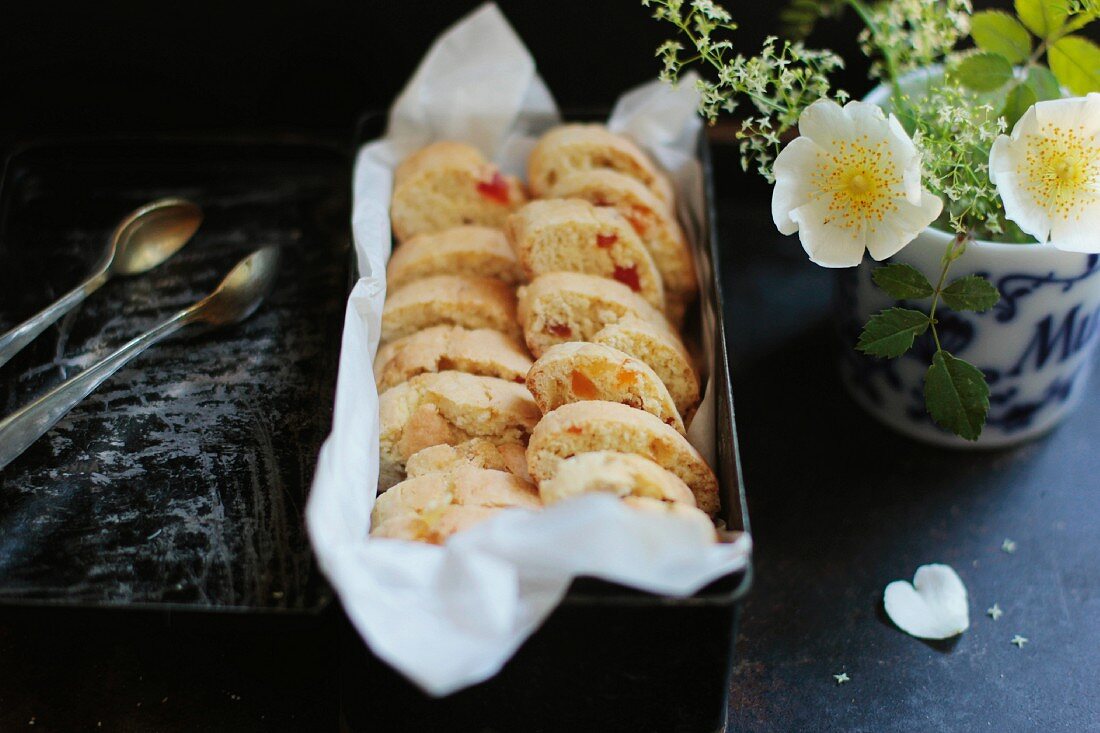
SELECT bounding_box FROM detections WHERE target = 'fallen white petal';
[884,563,969,640]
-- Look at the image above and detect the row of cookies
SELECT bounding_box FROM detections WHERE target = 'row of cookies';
[376,141,539,542]
[371,127,717,543]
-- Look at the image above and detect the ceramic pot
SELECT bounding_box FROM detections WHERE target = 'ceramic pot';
[836,228,1100,447]
[835,75,1100,448]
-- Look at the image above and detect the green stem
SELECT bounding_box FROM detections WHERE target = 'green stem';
[1027,37,1051,67]
[926,234,970,352]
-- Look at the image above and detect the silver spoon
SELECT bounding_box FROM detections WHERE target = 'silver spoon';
[0,198,203,368]
[0,246,280,470]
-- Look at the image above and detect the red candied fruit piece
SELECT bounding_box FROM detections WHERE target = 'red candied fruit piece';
[565,426,584,435]
[596,233,618,248]
[592,195,611,207]
[548,323,572,337]
[476,171,511,205]
[613,265,642,292]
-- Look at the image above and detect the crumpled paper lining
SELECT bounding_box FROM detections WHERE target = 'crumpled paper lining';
[306,2,752,697]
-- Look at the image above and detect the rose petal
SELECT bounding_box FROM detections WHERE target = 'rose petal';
[884,563,970,640]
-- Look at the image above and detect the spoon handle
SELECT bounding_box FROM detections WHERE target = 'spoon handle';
[0,269,110,369]
[0,309,191,470]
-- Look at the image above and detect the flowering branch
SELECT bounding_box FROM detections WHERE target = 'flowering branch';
[645,0,846,181]
[648,0,1100,440]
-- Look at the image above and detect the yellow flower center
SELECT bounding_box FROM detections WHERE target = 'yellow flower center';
[813,136,901,232]
[849,173,871,193]
[1022,123,1100,220]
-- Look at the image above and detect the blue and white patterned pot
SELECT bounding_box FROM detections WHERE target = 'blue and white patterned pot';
[835,228,1100,447]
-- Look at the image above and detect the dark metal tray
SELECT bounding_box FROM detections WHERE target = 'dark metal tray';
[340,115,752,733]
[0,138,350,613]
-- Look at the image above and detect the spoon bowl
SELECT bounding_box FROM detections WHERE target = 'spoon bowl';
[108,198,203,276]
[0,197,202,369]
[191,246,281,327]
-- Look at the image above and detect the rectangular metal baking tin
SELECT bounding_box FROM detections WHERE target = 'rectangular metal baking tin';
[340,113,753,733]
[0,137,350,614]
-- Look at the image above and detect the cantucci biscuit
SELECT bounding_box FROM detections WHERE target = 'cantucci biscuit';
[381,274,519,342]
[506,199,666,312]
[371,465,540,529]
[526,400,720,515]
[386,226,524,289]
[378,372,540,489]
[538,451,696,506]
[390,141,526,241]
[527,124,674,205]
[544,170,697,323]
[406,439,530,483]
[374,325,532,391]
[592,316,701,424]
[516,272,674,357]
[526,342,685,435]
[370,505,503,544]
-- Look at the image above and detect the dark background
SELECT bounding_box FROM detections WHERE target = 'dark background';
[0,0,876,142]
[2,1,1100,731]
[0,0,1067,141]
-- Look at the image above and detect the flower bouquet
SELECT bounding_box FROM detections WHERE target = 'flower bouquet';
[648,0,1100,444]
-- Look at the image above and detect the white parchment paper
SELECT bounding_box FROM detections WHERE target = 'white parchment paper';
[305,2,752,697]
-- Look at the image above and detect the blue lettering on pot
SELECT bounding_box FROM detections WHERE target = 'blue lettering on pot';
[992,255,1100,323]
[1008,302,1100,376]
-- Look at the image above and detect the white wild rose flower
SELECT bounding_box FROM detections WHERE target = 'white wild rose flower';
[771,99,943,268]
[990,94,1100,252]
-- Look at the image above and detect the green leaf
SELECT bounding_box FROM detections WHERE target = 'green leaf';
[924,350,990,441]
[1002,82,1038,128]
[1049,35,1100,94]
[940,275,1002,312]
[1027,65,1063,100]
[857,308,930,358]
[872,263,935,299]
[1015,0,1069,38]
[952,52,1015,91]
[971,11,1033,64]
[1061,11,1097,35]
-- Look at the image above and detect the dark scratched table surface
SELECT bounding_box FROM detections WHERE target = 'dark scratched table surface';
[0,141,1097,732]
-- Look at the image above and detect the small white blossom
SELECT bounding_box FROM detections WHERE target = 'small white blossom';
[772,99,943,267]
[863,0,972,79]
[990,94,1100,252]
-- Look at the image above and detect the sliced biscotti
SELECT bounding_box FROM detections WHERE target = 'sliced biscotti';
[544,170,696,323]
[592,316,700,424]
[506,199,666,312]
[539,452,714,540]
[371,505,503,544]
[406,439,530,483]
[526,401,719,515]
[538,451,695,506]
[374,325,532,391]
[390,141,527,241]
[386,226,524,289]
[378,372,540,489]
[516,272,674,357]
[526,342,685,435]
[516,273,700,422]
[372,465,540,528]
[527,124,674,205]
[381,275,519,342]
